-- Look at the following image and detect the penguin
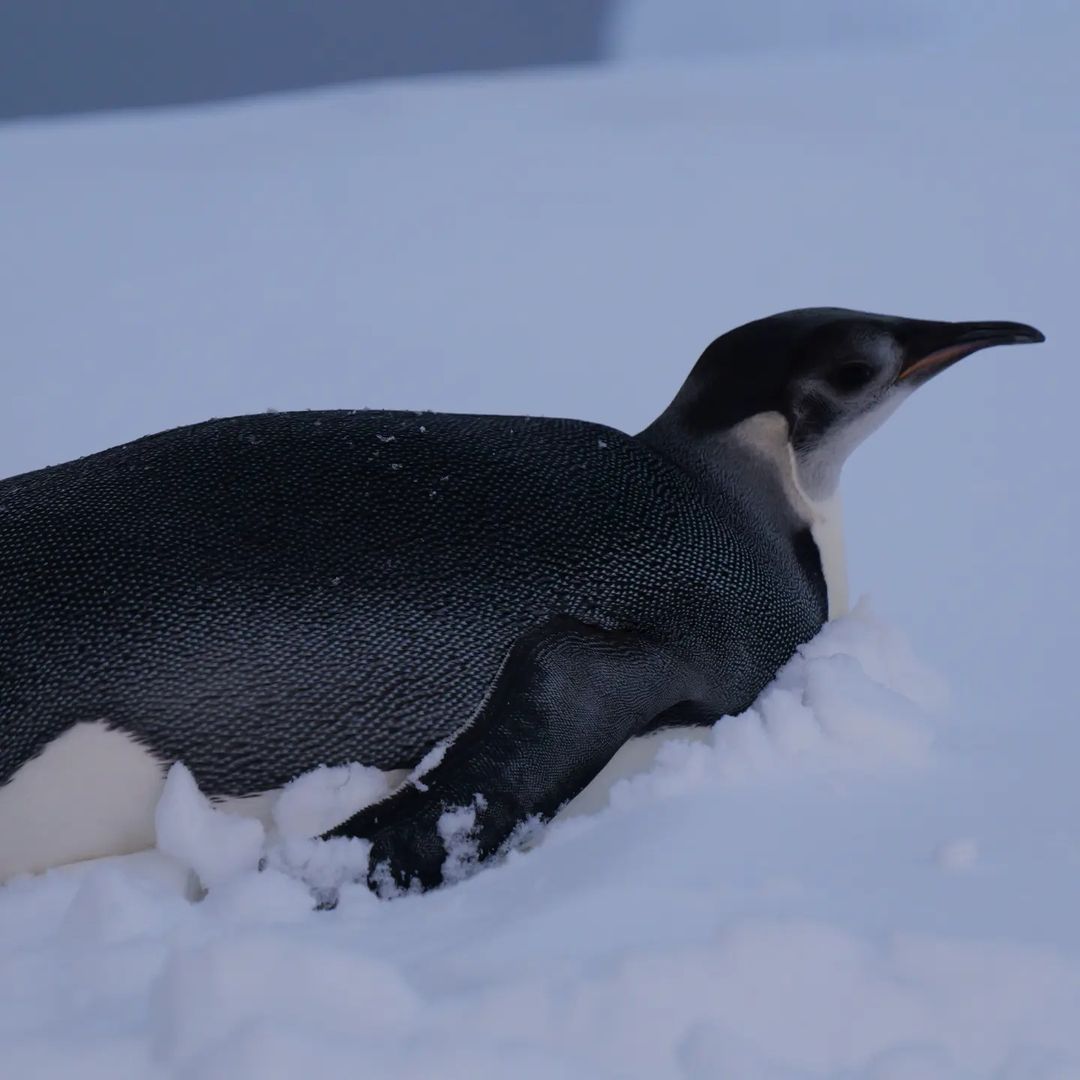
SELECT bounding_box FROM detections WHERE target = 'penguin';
[0,308,1043,891]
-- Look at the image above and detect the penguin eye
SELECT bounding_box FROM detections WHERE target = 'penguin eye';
[826,361,876,394]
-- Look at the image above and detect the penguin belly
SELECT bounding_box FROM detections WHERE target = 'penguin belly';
[0,721,166,879]
[0,721,406,880]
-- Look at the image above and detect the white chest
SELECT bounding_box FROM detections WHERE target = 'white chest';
[805,490,848,619]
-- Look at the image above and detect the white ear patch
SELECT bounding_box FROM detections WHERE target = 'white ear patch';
[728,412,849,619]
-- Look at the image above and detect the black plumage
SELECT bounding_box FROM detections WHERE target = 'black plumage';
[0,407,823,800]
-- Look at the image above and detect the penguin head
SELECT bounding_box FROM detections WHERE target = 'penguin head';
[670,307,1045,499]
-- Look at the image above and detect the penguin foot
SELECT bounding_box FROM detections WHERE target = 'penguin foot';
[365,806,451,896]
[323,785,522,896]
[321,618,698,895]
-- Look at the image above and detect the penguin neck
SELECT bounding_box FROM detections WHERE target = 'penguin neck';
[639,409,849,620]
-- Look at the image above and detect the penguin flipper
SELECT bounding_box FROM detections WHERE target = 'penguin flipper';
[322,616,698,895]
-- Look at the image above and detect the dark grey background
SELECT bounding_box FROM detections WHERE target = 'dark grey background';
[0,0,614,121]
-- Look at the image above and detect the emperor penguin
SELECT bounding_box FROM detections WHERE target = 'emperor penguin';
[0,308,1043,890]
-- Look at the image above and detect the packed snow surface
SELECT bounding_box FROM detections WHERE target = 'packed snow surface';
[2,8,1079,1077]
[13,605,1058,1080]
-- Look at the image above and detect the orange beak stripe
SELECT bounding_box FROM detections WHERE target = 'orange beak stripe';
[897,342,982,382]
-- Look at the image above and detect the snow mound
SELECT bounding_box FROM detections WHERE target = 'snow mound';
[155,763,265,891]
[272,761,395,838]
[694,597,945,776]
[563,598,945,819]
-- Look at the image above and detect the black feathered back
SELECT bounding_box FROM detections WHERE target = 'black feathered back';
[0,409,825,795]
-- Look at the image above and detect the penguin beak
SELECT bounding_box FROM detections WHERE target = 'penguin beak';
[897,321,1045,384]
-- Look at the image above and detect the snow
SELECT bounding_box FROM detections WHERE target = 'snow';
[272,762,396,839]
[436,795,486,887]
[935,839,980,874]
[2,6,1080,1077]
[603,602,943,807]
[408,739,450,790]
[156,764,265,891]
